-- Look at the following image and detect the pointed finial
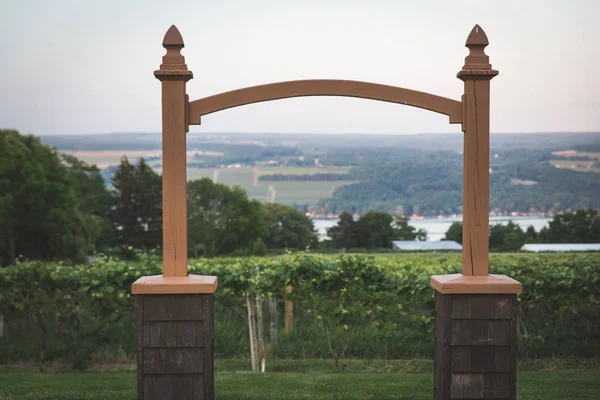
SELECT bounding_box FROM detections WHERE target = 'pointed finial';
[457,24,498,80]
[163,25,184,47]
[155,25,193,80]
[465,25,489,46]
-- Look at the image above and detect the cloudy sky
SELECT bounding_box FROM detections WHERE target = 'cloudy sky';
[1,0,598,135]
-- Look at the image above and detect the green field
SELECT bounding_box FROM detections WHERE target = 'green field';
[1,369,598,400]
[152,166,355,204]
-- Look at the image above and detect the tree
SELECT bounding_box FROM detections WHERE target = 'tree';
[489,221,527,252]
[393,216,427,241]
[326,212,357,249]
[251,238,268,256]
[354,211,397,249]
[60,154,112,253]
[444,221,463,244]
[263,203,317,250]
[538,209,600,243]
[187,178,266,257]
[109,157,162,252]
[0,130,90,266]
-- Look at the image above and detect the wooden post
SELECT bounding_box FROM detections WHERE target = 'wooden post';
[268,296,279,345]
[284,285,294,333]
[459,24,498,277]
[430,25,522,400]
[246,293,259,373]
[132,26,218,400]
[154,25,192,277]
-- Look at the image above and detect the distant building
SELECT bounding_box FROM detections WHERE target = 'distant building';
[392,240,462,252]
[520,244,600,252]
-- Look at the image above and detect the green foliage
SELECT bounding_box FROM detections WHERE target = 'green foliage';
[393,216,427,241]
[0,130,95,266]
[444,221,462,244]
[326,212,357,249]
[489,221,530,252]
[251,238,268,257]
[109,157,162,253]
[314,150,600,216]
[443,211,600,251]
[538,209,600,243]
[1,253,598,369]
[262,203,317,250]
[187,178,266,257]
[327,212,426,249]
[2,369,600,400]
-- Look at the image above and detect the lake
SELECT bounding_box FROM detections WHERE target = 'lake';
[312,216,551,242]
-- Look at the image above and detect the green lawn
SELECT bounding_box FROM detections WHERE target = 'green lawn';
[1,371,599,400]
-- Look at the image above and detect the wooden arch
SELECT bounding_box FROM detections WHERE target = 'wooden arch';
[188,79,463,125]
[132,23,524,400]
[134,23,522,295]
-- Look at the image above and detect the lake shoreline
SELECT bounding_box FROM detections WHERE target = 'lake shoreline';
[312,216,552,242]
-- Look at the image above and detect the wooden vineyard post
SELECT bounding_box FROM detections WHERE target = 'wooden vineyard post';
[284,285,294,333]
[430,25,522,400]
[131,26,218,400]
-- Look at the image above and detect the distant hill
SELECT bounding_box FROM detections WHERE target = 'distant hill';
[39,131,600,217]
[40,131,600,153]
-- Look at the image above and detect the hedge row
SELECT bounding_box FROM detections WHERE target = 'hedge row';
[0,252,598,369]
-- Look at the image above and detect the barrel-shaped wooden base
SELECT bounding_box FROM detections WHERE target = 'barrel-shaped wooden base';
[136,294,214,400]
[434,291,517,400]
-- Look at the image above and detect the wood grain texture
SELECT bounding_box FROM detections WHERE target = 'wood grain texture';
[132,275,218,295]
[430,274,523,294]
[137,296,144,400]
[284,285,294,333]
[188,80,463,125]
[458,25,499,278]
[137,293,214,400]
[435,292,517,399]
[154,26,193,278]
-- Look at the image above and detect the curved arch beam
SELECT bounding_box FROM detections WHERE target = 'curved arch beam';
[188,80,462,125]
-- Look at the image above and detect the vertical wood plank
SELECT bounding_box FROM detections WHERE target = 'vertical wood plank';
[137,296,144,400]
[470,346,495,372]
[451,296,471,319]
[451,373,484,398]
[165,348,185,373]
[143,296,167,321]
[509,295,518,400]
[494,296,512,319]
[172,375,194,399]
[202,295,214,400]
[434,293,453,400]
[284,285,294,333]
[458,26,498,277]
[452,346,471,372]
[470,295,495,319]
[154,26,193,277]
[144,375,172,400]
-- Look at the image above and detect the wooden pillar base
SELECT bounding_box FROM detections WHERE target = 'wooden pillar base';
[434,291,518,400]
[136,293,215,400]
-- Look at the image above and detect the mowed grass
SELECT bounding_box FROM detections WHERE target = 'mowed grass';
[1,371,599,400]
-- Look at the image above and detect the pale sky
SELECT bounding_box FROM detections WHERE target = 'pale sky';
[1,0,599,135]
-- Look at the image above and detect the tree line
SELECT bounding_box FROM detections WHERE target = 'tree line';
[259,173,351,182]
[2,129,598,266]
[0,130,317,266]
[443,209,600,251]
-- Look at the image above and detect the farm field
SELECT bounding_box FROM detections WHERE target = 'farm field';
[154,166,355,204]
[63,150,222,169]
[549,159,600,173]
[64,147,357,205]
[0,369,598,400]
